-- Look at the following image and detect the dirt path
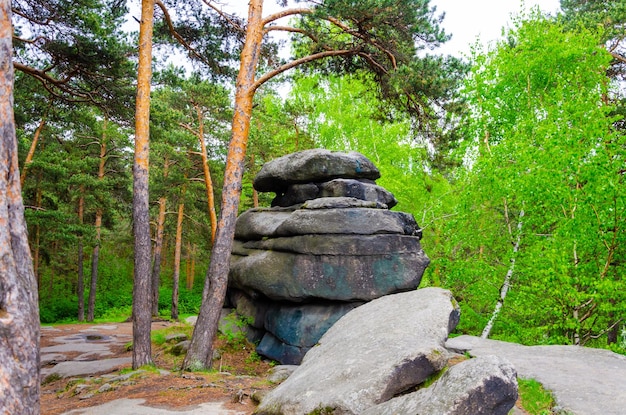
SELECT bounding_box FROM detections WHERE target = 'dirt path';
[40,321,274,415]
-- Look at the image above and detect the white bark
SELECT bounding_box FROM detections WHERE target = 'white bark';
[481,209,524,339]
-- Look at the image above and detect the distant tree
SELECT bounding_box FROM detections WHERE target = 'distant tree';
[12,0,135,115]
[0,0,40,412]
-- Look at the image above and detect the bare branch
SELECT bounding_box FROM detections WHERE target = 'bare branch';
[263,8,312,26]
[201,0,245,33]
[610,51,626,64]
[326,16,397,69]
[253,48,358,90]
[264,25,320,44]
[155,0,214,68]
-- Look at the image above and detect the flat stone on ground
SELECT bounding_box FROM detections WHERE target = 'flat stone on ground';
[446,335,626,415]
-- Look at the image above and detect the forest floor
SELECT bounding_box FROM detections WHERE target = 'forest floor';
[40,321,275,415]
[40,321,534,415]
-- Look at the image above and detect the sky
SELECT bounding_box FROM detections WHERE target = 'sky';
[226,0,563,57]
[430,0,562,56]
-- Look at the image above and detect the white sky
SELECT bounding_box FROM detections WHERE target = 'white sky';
[225,1,562,57]
[430,0,562,56]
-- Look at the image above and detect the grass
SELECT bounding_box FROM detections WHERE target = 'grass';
[517,378,557,415]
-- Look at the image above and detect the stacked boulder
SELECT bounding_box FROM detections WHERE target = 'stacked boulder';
[228,149,430,364]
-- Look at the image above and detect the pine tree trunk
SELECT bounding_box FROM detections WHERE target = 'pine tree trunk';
[151,158,168,317]
[87,208,102,322]
[171,199,185,321]
[77,192,85,322]
[0,2,41,410]
[132,0,155,369]
[88,128,107,322]
[20,113,46,187]
[33,178,42,288]
[183,0,264,371]
[195,105,217,242]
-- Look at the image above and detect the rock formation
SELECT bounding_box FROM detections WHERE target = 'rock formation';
[255,288,518,415]
[227,149,430,364]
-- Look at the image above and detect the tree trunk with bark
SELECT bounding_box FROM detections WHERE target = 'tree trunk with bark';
[481,203,524,339]
[151,158,169,317]
[171,193,185,321]
[183,0,264,371]
[186,242,196,290]
[0,2,41,411]
[20,113,46,187]
[88,126,107,322]
[132,0,155,369]
[77,191,85,322]
[195,105,218,242]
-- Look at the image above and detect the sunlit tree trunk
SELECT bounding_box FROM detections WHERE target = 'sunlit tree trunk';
[195,105,217,242]
[0,1,41,410]
[132,0,155,369]
[20,112,47,187]
[183,0,264,371]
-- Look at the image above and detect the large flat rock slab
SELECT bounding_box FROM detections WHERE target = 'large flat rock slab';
[446,335,626,415]
[42,357,132,378]
[229,248,429,302]
[61,398,247,415]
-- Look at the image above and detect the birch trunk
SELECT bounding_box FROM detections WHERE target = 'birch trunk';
[481,208,524,339]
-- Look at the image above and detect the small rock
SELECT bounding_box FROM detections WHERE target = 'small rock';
[267,365,298,383]
[97,383,113,393]
[78,393,94,400]
[165,333,188,343]
[170,340,190,356]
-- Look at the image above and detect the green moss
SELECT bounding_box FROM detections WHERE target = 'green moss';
[517,378,557,415]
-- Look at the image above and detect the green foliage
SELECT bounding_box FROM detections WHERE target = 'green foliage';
[218,311,254,349]
[517,378,558,415]
[293,0,467,133]
[434,10,626,346]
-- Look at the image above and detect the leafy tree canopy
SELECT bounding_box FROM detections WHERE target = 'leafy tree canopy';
[12,0,135,117]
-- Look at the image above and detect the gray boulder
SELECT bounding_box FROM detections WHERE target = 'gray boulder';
[240,234,425,256]
[271,183,320,207]
[274,207,420,237]
[255,288,460,415]
[446,335,626,415]
[362,355,518,415]
[256,332,311,365]
[234,207,295,241]
[229,249,429,302]
[263,301,362,347]
[319,179,398,208]
[254,149,380,193]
